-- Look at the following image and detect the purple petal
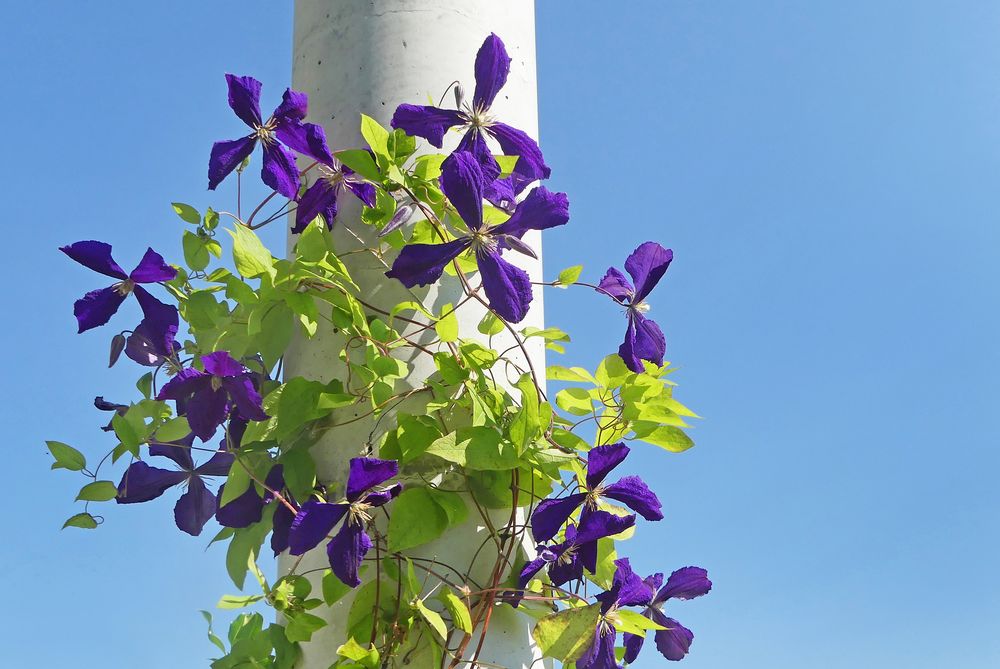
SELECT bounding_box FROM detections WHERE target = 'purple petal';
[603,476,663,522]
[484,176,517,212]
[577,537,599,574]
[586,443,630,490]
[473,33,511,110]
[184,386,230,442]
[327,520,372,587]
[60,241,127,279]
[624,242,673,304]
[216,484,265,528]
[623,631,645,665]
[225,74,263,128]
[288,501,348,555]
[492,186,569,239]
[518,556,550,589]
[597,267,633,303]
[390,104,465,148]
[385,238,470,288]
[610,558,655,608]
[128,248,176,283]
[149,436,195,470]
[195,450,235,477]
[174,476,217,536]
[346,457,399,501]
[655,566,712,604]
[362,482,402,508]
[222,376,268,422]
[457,128,501,183]
[261,141,301,199]
[476,250,533,323]
[644,572,665,593]
[292,180,338,233]
[486,122,551,185]
[208,136,257,191]
[272,88,307,123]
[577,625,619,669]
[72,286,126,333]
[346,180,377,208]
[276,120,334,165]
[547,551,584,587]
[530,492,587,542]
[116,461,186,504]
[156,367,209,402]
[124,313,178,367]
[201,351,244,377]
[619,312,666,373]
[272,503,295,555]
[440,151,485,230]
[573,510,636,545]
[652,610,694,662]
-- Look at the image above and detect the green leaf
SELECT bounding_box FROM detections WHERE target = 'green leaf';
[555,265,583,287]
[323,567,362,606]
[336,149,382,182]
[337,638,380,668]
[46,440,86,472]
[62,512,98,530]
[226,510,272,589]
[217,594,264,610]
[156,416,191,442]
[547,365,596,384]
[509,374,540,451]
[228,225,275,279]
[532,603,602,662]
[477,311,504,336]
[439,589,472,633]
[494,154,520,177]
[172,202,201,224]
[612,609,667,635]
[632,424,695,453]
[284,612,327,643]
[220,458,251,506]
[280,449,316,502]
[183,230,211,271]
[76,480,118,502]
[360,114,391,164]
[555,387,594,416]
[414,599,448,640]
[387,488,449,552]
[435,303,459,342]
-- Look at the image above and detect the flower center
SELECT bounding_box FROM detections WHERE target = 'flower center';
[319,164,346,189]
[557,544,578,566]
[114,279,136,296]
[631,300,651,314]
[348,501,373,526]
[253,119,277,144]
[469,230,498,255]
[585,486,606,510]
[210,376,223,391]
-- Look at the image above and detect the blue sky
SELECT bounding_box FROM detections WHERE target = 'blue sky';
[3,2,999,667]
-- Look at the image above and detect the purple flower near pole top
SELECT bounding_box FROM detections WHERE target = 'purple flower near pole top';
[578,558,656,669]
[598,242,674,373]
[530,443,662,543]
[391,33,551,202]
[287,457,402,587]
[208,74,334,199]
[116,434,233,536]
[156,351,268,442]
[216,465,295,555]
[385,151,568,323]
[622,566,712,663]
[292,157,377,233]
[60,241,177,334]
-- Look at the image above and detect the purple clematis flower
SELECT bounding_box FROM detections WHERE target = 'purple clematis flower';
[292,157,377,233]
[598,242,674,373]
[530,443,662,543]
[578,558,657,669]
[385,151,568,323]
[208,74,333,199]
[60,241,177,334]
[391,33,550,201]
[287,457,401,587]
[622,566,712,663]
[116,434,233,536]
[124,308,181,369]
[156,351,268,442]
[216,465,295,555]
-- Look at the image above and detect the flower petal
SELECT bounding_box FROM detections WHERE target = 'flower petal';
[486,122,551,187]
[619,312,666,373]
[148,436,195,470]
[440,151,485,230]
[272,88,308,123]
[603,476,663,522]
[116,461,186,504]
[623,631,645,665]
[174,475,217,536]
[261,141,301,199]
[484,176,517,212]
[272,503,295,555]
[586,443,630,490]
[225,74,263,128]
[547,551,584,587]
[492,186,569,239]
[577,624,618,669]
[124,313,177,367]
[208,136,257,191]
[655,566,712,604]
[385,238,470,288]
[346,180,377,208]
[195,450,235,477]
[573,510,635,545]
[60,241,127,279]
[288,501,348,555]
[346,457,399,501]
[185,386,230,442]
[72,286,126,333]
[216,484,264,528]
[327,521,372,587]
[610,558,655,608]
[390,104,465,148]
[292,180,338,233]
[597,267,633,303]
[476,250,533,323]
[473,33,511,110]
[529,492,587,542]
[222,376,268,422]
[652,610,695,662]
[129,248,177,283]
[200,351,242,377]
[624,241,673,303]
[276,120,334,164]
[518,555,550,589]
[156,367,209,402]
[362,482,402,508]
[457,128,501,183]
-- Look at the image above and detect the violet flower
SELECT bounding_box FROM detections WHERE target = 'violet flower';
[530,443,662,543]
[292,157,377,233]
[622,566,712,663]
[598,242,674,373]
[216,465,295,555]
[115,434,233,536]
[287,457,401,587]
[208,74,333,199]
[578,558,656,669]
[391,33,550,201]
[60,241,177,334]
[156,351,268,442]
[124,309,180,368]
[385,151,568,323]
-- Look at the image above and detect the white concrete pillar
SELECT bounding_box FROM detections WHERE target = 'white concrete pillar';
[282,2,548,667]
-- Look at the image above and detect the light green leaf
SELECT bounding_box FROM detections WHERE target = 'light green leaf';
[62,512,98,530]
[216,594,264,610]
[76,480,118,502]
[337,638,380,668]
[612,609,667,635]
[439,589,472,633]
[156,416,191,442]
[171,202,201,224]
[183,230,210,271]
[555,387,594,415]
[387,488,449,552]
[360,114,391,163]
[532,603,602,662]
[556,265,583,287]
[336,149,382,182]
[228,225,275,279]
[46,440,86,472]
[435,303,459,342]
[414,599,448,640]
[284,612,327,643]
[632,424,695,453]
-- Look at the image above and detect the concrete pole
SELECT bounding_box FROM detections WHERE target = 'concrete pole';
[282,2,549,667]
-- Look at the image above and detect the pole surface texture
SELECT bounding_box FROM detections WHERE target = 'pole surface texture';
[283,2,548,667]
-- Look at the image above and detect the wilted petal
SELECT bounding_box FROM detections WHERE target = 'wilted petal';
[129,248,176,283]
[586,443,630,490]
[216,484,264,528]
[440,151,485,230]
[208,136,257,191]
[530,492,587,542]
[185,386,230,442]
[624,242,673,303]
[292,180,338,233]
[201,351,244,377]
[477,250,533,323]
[623,631,645,664]
[362,483,402,508]
[597,267,633,303]
[390,104,465,148]
[174,476,217,536]
[225,74,263,127]
[272,87,308,123]
[222,376,268,422]
[473,33,511,110]
[619,312,666,373]
[261,141,301,199]
[655,566,712,604]
[60,241,127,279]
[116,461,186,504]
[603,475,663,522]
[652,610,694,662]
[577,625,619,669]
[385,238,470,288]
[493,186,569,239]
[346,179,377,208]
[73,286,126,333]
[327,521,372,587]
[346,457,399,501]
[486,122,551,186]
[276,120,334,164]
[288,501,348,555]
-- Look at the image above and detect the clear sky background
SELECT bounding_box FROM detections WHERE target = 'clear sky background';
[3,1,999,667]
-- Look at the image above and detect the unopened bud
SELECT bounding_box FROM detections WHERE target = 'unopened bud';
[379,204,415,237]
[109,333,127,368]
[454,83,465,109]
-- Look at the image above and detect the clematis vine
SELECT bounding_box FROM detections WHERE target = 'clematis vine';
[622,566,713,663]
[385,150,568,322]
[598,241,674,373]
[208,74,333,199]
[216,465,295,555]
[287,457,401,587]
[530,442,663,543]
[156,351,267,442]
[579,558,656,669]
[391,33,550,205]
[60,241,177,334]
[115,434,232,536]
[292,156,377,233]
